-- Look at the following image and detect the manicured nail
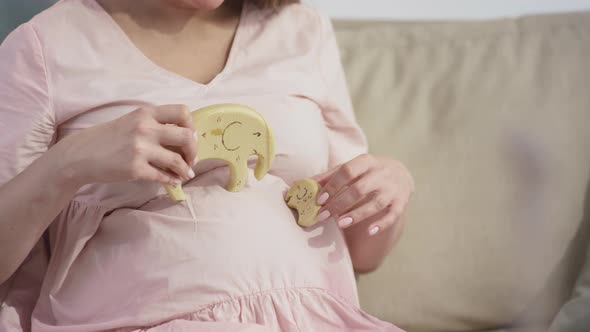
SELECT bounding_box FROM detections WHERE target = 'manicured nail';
[338,217,353,228]
[188,169,196,178]
[316,210,331,222]
[317,192,329,205]
[368,226,380,236]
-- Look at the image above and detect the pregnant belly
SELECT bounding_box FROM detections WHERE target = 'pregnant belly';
[50,168,354,327]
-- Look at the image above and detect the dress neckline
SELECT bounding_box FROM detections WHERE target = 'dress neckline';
[87,0,249,89]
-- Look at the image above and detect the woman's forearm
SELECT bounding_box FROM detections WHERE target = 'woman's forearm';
[0,147,80,284]
[343,212,406,274]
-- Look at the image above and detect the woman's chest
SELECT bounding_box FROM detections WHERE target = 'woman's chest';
[56,71,330,184]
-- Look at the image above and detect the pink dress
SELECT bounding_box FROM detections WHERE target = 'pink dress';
[0,1,403,331]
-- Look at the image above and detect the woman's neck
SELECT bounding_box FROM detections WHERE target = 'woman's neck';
[97,0,241,33]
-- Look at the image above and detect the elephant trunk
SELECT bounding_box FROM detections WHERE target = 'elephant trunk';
[254,124,275,180]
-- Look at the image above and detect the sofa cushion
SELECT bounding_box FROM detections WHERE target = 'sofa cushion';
[334,11,590,332]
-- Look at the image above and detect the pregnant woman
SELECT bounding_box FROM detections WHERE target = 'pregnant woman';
[0,0,414,331]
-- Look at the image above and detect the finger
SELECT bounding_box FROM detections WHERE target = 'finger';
[153,104,193,130]
[183,137,199,167]
[318,155,372,206]
[158,124,194,146]
[311,167,338,207]
[148,146,195,181]
[158,124,199,166]
[319,172,384,222]
[367,203,405,236]
[333,191,396,229]
[154,105,198,165]
[310,166,338,186]
[133,162,183,185]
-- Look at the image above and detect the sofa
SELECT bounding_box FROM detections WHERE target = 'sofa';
[334,11,590,332]
[1,3,589,332]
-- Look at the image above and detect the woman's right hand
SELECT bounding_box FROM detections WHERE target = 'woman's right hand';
[52,104,199,187]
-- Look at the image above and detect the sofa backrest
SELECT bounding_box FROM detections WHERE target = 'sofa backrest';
[334,12,590,331]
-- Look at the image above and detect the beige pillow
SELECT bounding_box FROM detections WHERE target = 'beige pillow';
[335,11,590,332]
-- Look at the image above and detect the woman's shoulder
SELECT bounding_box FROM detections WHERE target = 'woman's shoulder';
[276,2,327,22]
[20,0,104,47]
[259,2,331,30]
[243,1,333,55]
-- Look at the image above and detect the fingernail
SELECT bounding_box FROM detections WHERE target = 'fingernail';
[316,210,331,222]
[193,131,199,141]
[188,169,196,178]
[338,217,353,228]
[368,226,380,236]
[317,192,329,205]
[173,178,182,185]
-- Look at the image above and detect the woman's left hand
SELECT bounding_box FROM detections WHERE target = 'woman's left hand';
[312,154,415,236]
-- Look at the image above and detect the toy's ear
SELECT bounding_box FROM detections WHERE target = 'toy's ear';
[285,192,293,204]
[285,186,298,208]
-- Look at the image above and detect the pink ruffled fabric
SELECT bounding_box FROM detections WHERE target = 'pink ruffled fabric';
[126,288,397,332]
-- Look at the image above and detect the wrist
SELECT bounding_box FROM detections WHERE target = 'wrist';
[43,143,86,191]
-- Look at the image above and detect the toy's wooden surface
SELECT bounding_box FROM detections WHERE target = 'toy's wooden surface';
[164,104,275,201]
[286,178,322,227]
